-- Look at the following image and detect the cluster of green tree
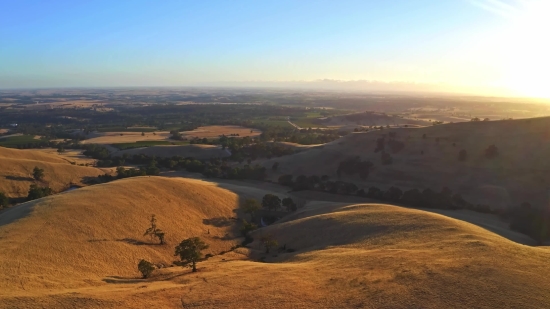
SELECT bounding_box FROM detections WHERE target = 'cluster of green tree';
[336,157,374,180]
[227,141,296,162]
[285,130,341,145]
[82,144,111,160]
[116,166,160,178]
[0,192,9,210]
[27,184,53,201]
[277,173,491,211]
[261,194,297,212]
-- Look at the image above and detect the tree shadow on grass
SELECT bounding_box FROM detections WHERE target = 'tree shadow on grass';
[102,276,146,284]
[116,238,161,246]
[5,175,34,181]
[203,217,236,227]
[87,238,160,246]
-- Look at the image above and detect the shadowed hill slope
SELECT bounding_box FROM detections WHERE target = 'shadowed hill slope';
[0,176,242,293]
[260,117,550,208]
[0,147,105,198]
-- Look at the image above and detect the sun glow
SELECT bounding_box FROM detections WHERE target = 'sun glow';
[500,1,550,98]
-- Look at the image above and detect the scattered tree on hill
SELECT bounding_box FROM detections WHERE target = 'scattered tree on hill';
[384,186,403,202]
[242,198,261,221]
[282,197,297,212]
[32,166,45,181]
[57,146,65,153]
[262,194,281,211]
[137,259,155,278]
[0,192,9,209]
[141,132,145,136]
[471,117,480,122]
[458,149,467,161]
[485,145,498,159]
[27,184,52,201]
[144,214,166,245]
[240,220,258,237]
[174,237,209,272]
[260,234,279,254]
[278,174,293,187]
[366,186,383,199]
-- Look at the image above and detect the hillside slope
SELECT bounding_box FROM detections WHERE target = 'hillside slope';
[0,176,242,293]
[260,117,550,208]
[2,197,549,308]
[0,147,105,198]
[321,111,430,127]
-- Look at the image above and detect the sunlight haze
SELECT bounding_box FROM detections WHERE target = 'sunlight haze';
[1,0,548,98]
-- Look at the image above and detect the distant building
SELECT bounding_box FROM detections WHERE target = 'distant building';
[9,123,18,127]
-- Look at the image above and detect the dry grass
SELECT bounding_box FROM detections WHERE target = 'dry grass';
[81,131,172,144]
[81,126,260,145]
[0,147,105,198]
[1,187,549,308]
[259,116,550,208]
[32,148,98,165]
[0,177,241,294]
[181,125,261,139]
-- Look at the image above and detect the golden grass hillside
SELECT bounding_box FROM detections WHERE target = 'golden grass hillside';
[2,197,549,308]
[0,147,105,198]
[260,116,550,208]
[0,176,242,294]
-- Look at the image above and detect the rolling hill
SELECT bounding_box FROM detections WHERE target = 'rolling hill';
[0,147,105,198]
[0,177,242,294]
[260,117,550,209]
[1,178,549,308]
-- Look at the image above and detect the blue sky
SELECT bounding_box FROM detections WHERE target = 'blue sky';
[1,0,547,97]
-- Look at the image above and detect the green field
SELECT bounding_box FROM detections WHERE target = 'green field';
[110,140,188,150]
[250,120,294,129]
[0,135,47,148]
[291,117,326,128]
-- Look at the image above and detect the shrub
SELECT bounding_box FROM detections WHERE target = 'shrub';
[32,166,45,181]
[0,192,9,209]
[138,259,155,278]
[260,234,278,254]
[240,220,258,237]
[242,198,261,220]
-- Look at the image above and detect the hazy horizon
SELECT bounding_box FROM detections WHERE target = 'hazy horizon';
[2,0,549,98]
